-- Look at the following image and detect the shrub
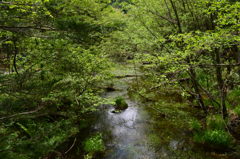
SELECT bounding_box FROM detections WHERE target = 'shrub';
[228,88,240,105]
[193,114,233,148]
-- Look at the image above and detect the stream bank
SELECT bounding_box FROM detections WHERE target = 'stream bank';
[64,64,239,159]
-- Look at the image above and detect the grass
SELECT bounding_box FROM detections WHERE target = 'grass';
[114,96,128,110]
[194,130,232,148]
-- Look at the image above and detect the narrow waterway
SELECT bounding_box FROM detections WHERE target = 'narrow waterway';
[67,65,237,159]
[92,75,209,159]
[95,77,157,159]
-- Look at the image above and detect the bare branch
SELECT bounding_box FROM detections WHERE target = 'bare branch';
[0,106,44,120]
[198,63,240,67]
[64,138,77,154]
[0,25,56,31]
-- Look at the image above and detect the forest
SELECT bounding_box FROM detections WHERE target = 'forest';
[0,0,240,159]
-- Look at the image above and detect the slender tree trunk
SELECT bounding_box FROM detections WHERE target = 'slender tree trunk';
[180,0,186,11]
[163,0,173,19]
[187,57,207,114]
[169,0,182,33]
[215,49,228,119]
[185,0,201,30]
[188,66,208,114]
[13,41,19,75]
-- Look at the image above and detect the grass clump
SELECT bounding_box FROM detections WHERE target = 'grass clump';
[194,130,232,147]
[192,115,233,148]
[114,96,128,110]
[206,115,226,130]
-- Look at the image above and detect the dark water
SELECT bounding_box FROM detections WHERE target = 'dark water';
[93,73,240,159]
[96,77,157,159]
[67,65,237,159]
[91,77,215,159]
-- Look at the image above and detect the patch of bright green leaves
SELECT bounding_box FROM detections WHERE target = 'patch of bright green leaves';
[83,133,105,153]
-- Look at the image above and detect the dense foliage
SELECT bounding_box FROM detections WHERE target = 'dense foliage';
[0,0,239,158]
[0,0,123,158]
[104,0,240,149]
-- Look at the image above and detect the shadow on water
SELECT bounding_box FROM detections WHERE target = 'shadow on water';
[65,65,238,159]
[92,75,236,159]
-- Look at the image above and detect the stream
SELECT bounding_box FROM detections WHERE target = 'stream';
[96,77,156,159]
[67,65,238,159]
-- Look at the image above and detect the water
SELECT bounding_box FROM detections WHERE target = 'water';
[95,77,158,159]
[92,76,234,159]
[66,65,237,159]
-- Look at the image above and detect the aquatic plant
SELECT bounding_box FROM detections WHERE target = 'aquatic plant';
[114,96,128,110]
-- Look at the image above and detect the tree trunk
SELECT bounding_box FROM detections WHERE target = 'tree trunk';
[187,60,208,114]
[215,49,228,119]
[169,0,182,33]
[163,0,173,19]
[13,41,19,75]
[189,70,208,114]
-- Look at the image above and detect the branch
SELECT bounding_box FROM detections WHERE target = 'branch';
[198,63,240,67]
[114,74,141,78]
[0,106,44,120]
[197,83,221,108]
[147,9,177,25]
[0,25,56,31]
[0,1,40,6]
[64,138,77,154]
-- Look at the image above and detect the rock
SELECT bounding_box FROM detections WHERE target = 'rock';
[106,87,116,92]
[106,83,116,92]
[111,110,121,113]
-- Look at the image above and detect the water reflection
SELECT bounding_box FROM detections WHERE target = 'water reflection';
[95,76,158,159]
[96,102,157,159]
[91,76,223,159]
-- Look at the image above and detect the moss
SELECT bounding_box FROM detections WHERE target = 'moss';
[114,96,128,110]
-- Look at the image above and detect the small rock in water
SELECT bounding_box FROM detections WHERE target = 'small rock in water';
[106,83,116,92]
[111,109,121,113]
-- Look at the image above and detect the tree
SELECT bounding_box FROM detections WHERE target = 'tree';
[0,0,124,158]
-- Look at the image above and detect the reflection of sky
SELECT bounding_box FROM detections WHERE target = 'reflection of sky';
[95,76,157,159]
[96,94,157,159]
[93,74,218,159]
